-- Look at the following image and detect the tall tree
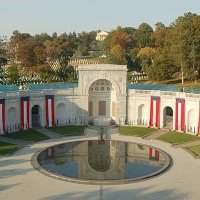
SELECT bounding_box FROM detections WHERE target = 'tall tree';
[136,23,153,48]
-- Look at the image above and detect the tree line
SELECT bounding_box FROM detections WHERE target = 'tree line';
[1,12,200,84]
[105,12,200,82]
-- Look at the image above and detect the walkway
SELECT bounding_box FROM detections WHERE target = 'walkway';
[173,140,200,148]
[0,135,200,200]
[144,128,168,140]
[34,128,60,139]
[0,136,30,146]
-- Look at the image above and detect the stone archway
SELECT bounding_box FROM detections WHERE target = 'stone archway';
[163,106,173,129]
[31,105,41,128]
[88,79,117,125]
[187,109,196,133]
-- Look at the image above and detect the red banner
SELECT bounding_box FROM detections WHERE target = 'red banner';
[21,97,30,129]
[0,99,5,134]
[175,99,185,131]
[149,96,160,128]
[45,95,55,127]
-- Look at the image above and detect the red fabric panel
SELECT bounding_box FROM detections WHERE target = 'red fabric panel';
[155,150,160,161]
[2,102,5,132]
[27,99,30,129]
[198,107,200,134]
[175,100,178,130]
[45,97,48,127]
[21,100,24,129]
[149,97,153,127]
[181,100,185,131]
[156,97,160,128]
[148,147,152,159]
[51,97,55,126]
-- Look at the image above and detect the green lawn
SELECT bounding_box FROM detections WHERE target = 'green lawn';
[0,142,18,155]
[158,131,200,144]
[49,126,85,136]
[119,126,156,137]
[186,145,200,157]
[4,129,49,142]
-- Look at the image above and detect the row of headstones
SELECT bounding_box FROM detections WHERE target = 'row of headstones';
[55,118,88,127]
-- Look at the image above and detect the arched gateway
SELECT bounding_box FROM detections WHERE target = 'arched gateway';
[31,105,41,127]
[163,106,173,129]
[78,64,127,124]
[88,79,117,124]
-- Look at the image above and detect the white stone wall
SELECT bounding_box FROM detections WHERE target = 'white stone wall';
[127,90,151,126]
[1,64,200,136]
[127,90,200,135]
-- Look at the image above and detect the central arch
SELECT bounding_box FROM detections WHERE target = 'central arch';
[163,106,173,129]
[88,79,117,124]
[31,105,41,128]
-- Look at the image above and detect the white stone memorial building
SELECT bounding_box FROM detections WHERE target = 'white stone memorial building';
[0,64,199,135]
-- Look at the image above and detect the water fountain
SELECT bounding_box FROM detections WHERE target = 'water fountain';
[84,117,118,140]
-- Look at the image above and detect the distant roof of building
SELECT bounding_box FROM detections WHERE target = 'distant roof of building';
[128,83,178,92]
[97,31,109,35]
[78,64,127,71]
[27,82,78,90]
[0,84,19,92]
[1,82,200,94]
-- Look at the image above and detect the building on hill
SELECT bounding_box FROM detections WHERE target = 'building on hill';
[0,64,199,136]
[96,31,109,41]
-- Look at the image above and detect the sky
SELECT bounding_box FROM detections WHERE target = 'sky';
[0,0,200,37]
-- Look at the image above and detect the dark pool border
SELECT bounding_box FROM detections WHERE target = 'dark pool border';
[31,139,173,185]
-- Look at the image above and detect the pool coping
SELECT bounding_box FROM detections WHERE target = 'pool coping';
[31,137,173,185]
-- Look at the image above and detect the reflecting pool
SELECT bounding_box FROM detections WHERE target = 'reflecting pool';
[35,140,171,184]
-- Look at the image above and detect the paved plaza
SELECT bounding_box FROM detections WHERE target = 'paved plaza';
[1,135,200,200]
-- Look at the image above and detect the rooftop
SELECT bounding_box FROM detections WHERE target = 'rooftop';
[78,64,127,71]
[1,82,200,94]
[27,82,78,90]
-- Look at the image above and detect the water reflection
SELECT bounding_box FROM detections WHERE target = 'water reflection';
[38,140,170,181]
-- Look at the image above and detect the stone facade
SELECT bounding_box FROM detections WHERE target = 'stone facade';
[0,64,200,135]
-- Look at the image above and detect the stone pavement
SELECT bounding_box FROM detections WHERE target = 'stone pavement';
[144,128,169,140]
[0,135,200,200]
[34,128,61,139]
[173,139,200,148]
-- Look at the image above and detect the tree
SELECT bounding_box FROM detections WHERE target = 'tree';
[109,45,127,64]
[7,65,20,84]
[45,39,74,68]
[105,28,131,51]
[155,22,165,31]
[55,65,75,81]
[168,13,200,81]
[137,47,156,72]
[147,51,177,81]
[136,23,153,48]
[16,38,37,67]
[104,28,134,66]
